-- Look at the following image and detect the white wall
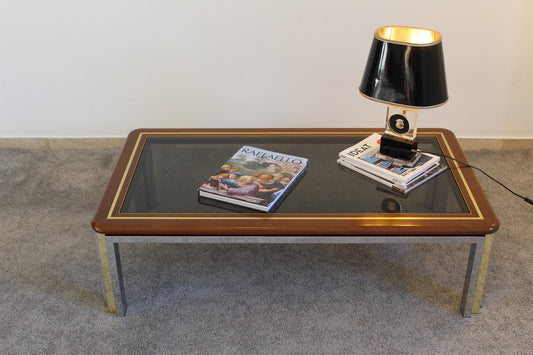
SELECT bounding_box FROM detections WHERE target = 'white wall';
[1,0,532,138]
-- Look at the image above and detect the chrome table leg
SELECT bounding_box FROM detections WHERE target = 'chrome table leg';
[95,232,127,316]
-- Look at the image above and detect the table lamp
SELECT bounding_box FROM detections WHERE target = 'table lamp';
[359,26,448,166]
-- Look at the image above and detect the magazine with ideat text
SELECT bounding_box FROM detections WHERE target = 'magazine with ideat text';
[338,133,445,191]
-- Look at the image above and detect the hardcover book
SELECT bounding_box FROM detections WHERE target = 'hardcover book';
[198,146,308,212]
[338,133,446,192]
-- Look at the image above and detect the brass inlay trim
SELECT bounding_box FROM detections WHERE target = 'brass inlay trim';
[96,233,116,314]
[107,215,482,221]
[105,130,484,222]
[108,134,144,219]
[437,132,483,219]
[472,233,495,313]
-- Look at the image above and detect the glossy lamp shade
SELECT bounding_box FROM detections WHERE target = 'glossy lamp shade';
[359,26,448,108]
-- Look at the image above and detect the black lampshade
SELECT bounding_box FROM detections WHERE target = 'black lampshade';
[359,26,448,108]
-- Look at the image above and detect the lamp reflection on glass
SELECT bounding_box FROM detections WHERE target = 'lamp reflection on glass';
[359,26,448,166]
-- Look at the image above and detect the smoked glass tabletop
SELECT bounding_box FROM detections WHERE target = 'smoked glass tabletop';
[119,133,469,215]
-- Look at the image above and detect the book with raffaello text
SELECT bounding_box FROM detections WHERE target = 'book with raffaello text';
[198,146,307,212]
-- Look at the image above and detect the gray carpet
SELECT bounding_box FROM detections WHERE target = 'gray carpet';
[0,146,531,354]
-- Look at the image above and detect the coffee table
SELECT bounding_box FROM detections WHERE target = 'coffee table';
[91,128,499,317]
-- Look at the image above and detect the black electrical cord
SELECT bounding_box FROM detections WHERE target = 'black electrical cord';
[419,151,533,206]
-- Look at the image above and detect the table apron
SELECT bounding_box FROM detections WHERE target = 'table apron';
[106,235,485,244]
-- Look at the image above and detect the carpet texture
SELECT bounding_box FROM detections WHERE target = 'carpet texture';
[0,147,531,354]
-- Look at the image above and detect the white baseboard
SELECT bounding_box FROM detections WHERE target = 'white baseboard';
[1,137,532,150]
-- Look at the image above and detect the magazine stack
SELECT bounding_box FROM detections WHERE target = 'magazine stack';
[337,133,447,193]
[198,146,307,212]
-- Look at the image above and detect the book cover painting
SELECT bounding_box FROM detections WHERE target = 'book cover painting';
[198,146,308,212]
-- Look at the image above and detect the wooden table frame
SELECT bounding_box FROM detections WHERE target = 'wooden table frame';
[92,128,499,317]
